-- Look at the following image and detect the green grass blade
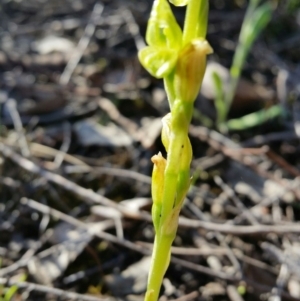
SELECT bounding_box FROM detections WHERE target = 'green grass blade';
[225,105,285,131]
[225,1,272,118]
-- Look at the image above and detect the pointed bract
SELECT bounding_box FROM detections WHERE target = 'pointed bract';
[175,39,213,103]
[151,152,167,206]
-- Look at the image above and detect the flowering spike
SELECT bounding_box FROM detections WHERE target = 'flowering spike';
[141,1,212,300]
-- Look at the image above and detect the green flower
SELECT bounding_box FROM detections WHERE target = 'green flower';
[138,0,182,78]
[139,0,213,103]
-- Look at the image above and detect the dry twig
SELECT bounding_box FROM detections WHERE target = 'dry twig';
[0,277,112,301]
[1,143,300,236]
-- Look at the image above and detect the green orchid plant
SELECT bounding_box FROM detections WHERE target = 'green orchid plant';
[138,0,212,300]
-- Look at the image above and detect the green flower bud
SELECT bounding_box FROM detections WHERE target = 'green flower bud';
[175,39,213,102]
[151,152,167,231]
[161,113,192,168]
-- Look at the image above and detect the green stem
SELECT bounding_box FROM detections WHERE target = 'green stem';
[196,0,209,39]
[145,235,173,301]
[182,0,201,45]
[164,72,176,109]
